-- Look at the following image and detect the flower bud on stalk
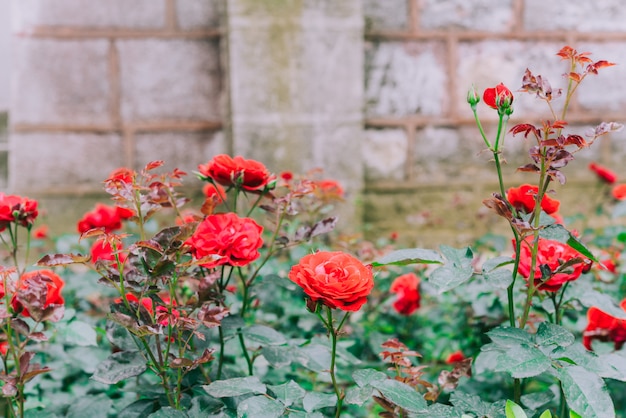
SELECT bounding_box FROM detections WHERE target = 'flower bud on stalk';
[483,83,514,116]
[467,85,481,109]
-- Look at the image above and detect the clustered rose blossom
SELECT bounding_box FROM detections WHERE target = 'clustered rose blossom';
[516,237,591,292]
[483,83,514,111]
[0,193,39,231]
[583,299,626,351]
[77,203,135,233]
[288,251,374,312]
[198,154,273,191]
[185,212,263,269]
[11,270,65,321]
[589,162,617,184]
[116,293,180,326]
[506,184,560,215]
[389,272,420,315]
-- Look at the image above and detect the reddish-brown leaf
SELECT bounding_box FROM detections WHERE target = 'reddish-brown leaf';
[144,160,164,171]
[510,124,539,139]
[37,253,90,266]
[568,72,582,82]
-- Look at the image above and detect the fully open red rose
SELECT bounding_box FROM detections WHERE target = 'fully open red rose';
[185,212,263,269]
[288,251,374,312]
[77,203,135,233]
[483,83,514,110]
[506,184,560,215]
[583,299,626,350]
[12,270,65,321]
[0,193,39,231]
[390,272,420,315]
[589,162,617,184]
[198,154,272,191]
[516,237,590,292]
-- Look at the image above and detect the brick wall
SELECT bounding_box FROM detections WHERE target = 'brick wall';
[363,0,626,246]
[10,0,225,193]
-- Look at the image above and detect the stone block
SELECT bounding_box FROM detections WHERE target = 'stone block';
[12,38,111,125]
[118,39,222,122]
[9,133,124,192]
[365,41,448,117]
[134,131,226,176]
[524,0,626,32]
[228,0,362,24]
[456,41,567,120]
[363,129,407,181]
[364,0,408,32]
[419,0,514,32]
[13,0,166,30]
[229,27,363,120]
[176,0,222,30]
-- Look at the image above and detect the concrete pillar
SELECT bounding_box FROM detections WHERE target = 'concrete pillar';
[226,0,365,215]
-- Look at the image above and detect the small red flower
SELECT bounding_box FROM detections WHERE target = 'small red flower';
[0,341,7,356]
[583,299,626,351]
[507,184,560,215]
[202,183,226,203]
[198,155,272,191]
[516,237,590,292]
[116,294,180,326]
[314,179,345,201]
[77,203,135,233]
[32,224,49,239]
[107,167,135,184]
[589,162,617,184]
[446,350,467,364]
[185,213,264,269]
[0,194,39,231]
[288,251,374,312]
[612,184,626,200]
[91,238,126,265]
[390,273,421,315]
[483,83,514,110]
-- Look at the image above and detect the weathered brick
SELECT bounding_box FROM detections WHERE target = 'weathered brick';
[118,39,222,122]
[14,0,166,30]
[364,0,408,32]
[229,0,362,23]
[176,0,222,30]
[134,131,227,175]
[365,41,448,117]
[12,39,111,125]
[9,133,124,192]
[456,41,567,120]
[364,129,407,181]
[525,0,626,32]
[419,0,514,32]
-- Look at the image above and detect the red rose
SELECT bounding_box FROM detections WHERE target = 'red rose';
[0,341,7,356]
[185,213,263,269]
[516,237,590,292]
[32,224,49,239]
[202,183,226,203]
[446,350,467,364]
[390,273,420,315]
[589,162,617,184]
[314,179,345,201]
[483,83,514,110]
[612,184,626,200]
[0,194,39,231]
[583,299,626,350]
[13,270,65,321]
[91,238,126,265]
[198,154,272,191]
[288,251,374,312]
[506,184,560,215]
[116,293,179,326]
[77,203,135,233]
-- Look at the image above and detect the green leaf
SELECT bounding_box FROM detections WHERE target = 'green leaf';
[91,351,147,384]
[237,396,285,418]
[203,376,266,398]
[371,248,443,267]
[117,399,157,418]
[61,320,98,347]
[66,394,113,418]
[450,392,506,417]
[520,391,554,410]
[536,322,575,347]
[495,344,551,378]
[370,379,428,413]
[557,365,615,418]
[539,411,553,418]
[569,411,582,418]
[291,344,330,372]
[505,400,527,418]
[482,256,514,289]
[540,224,598,262]
[243,325,287,346]
[344,385,375,406]
[267,381,306,407]
[486,326,533,347]
[352,368,387,387]
[147,407,188,418]
[261,345,293,368]
[428,246,474,293]
[302,392,337,412]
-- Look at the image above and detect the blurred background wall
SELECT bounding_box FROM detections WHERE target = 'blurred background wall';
[4,0,626,244]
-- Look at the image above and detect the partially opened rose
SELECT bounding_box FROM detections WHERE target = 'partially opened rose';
[198,154,272,191]
[77,203,135,233]
[583,299,626,350]
[483,83,514,110]
[288,251,374,312]
[390,272,420,315]
[506,184,560,215]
